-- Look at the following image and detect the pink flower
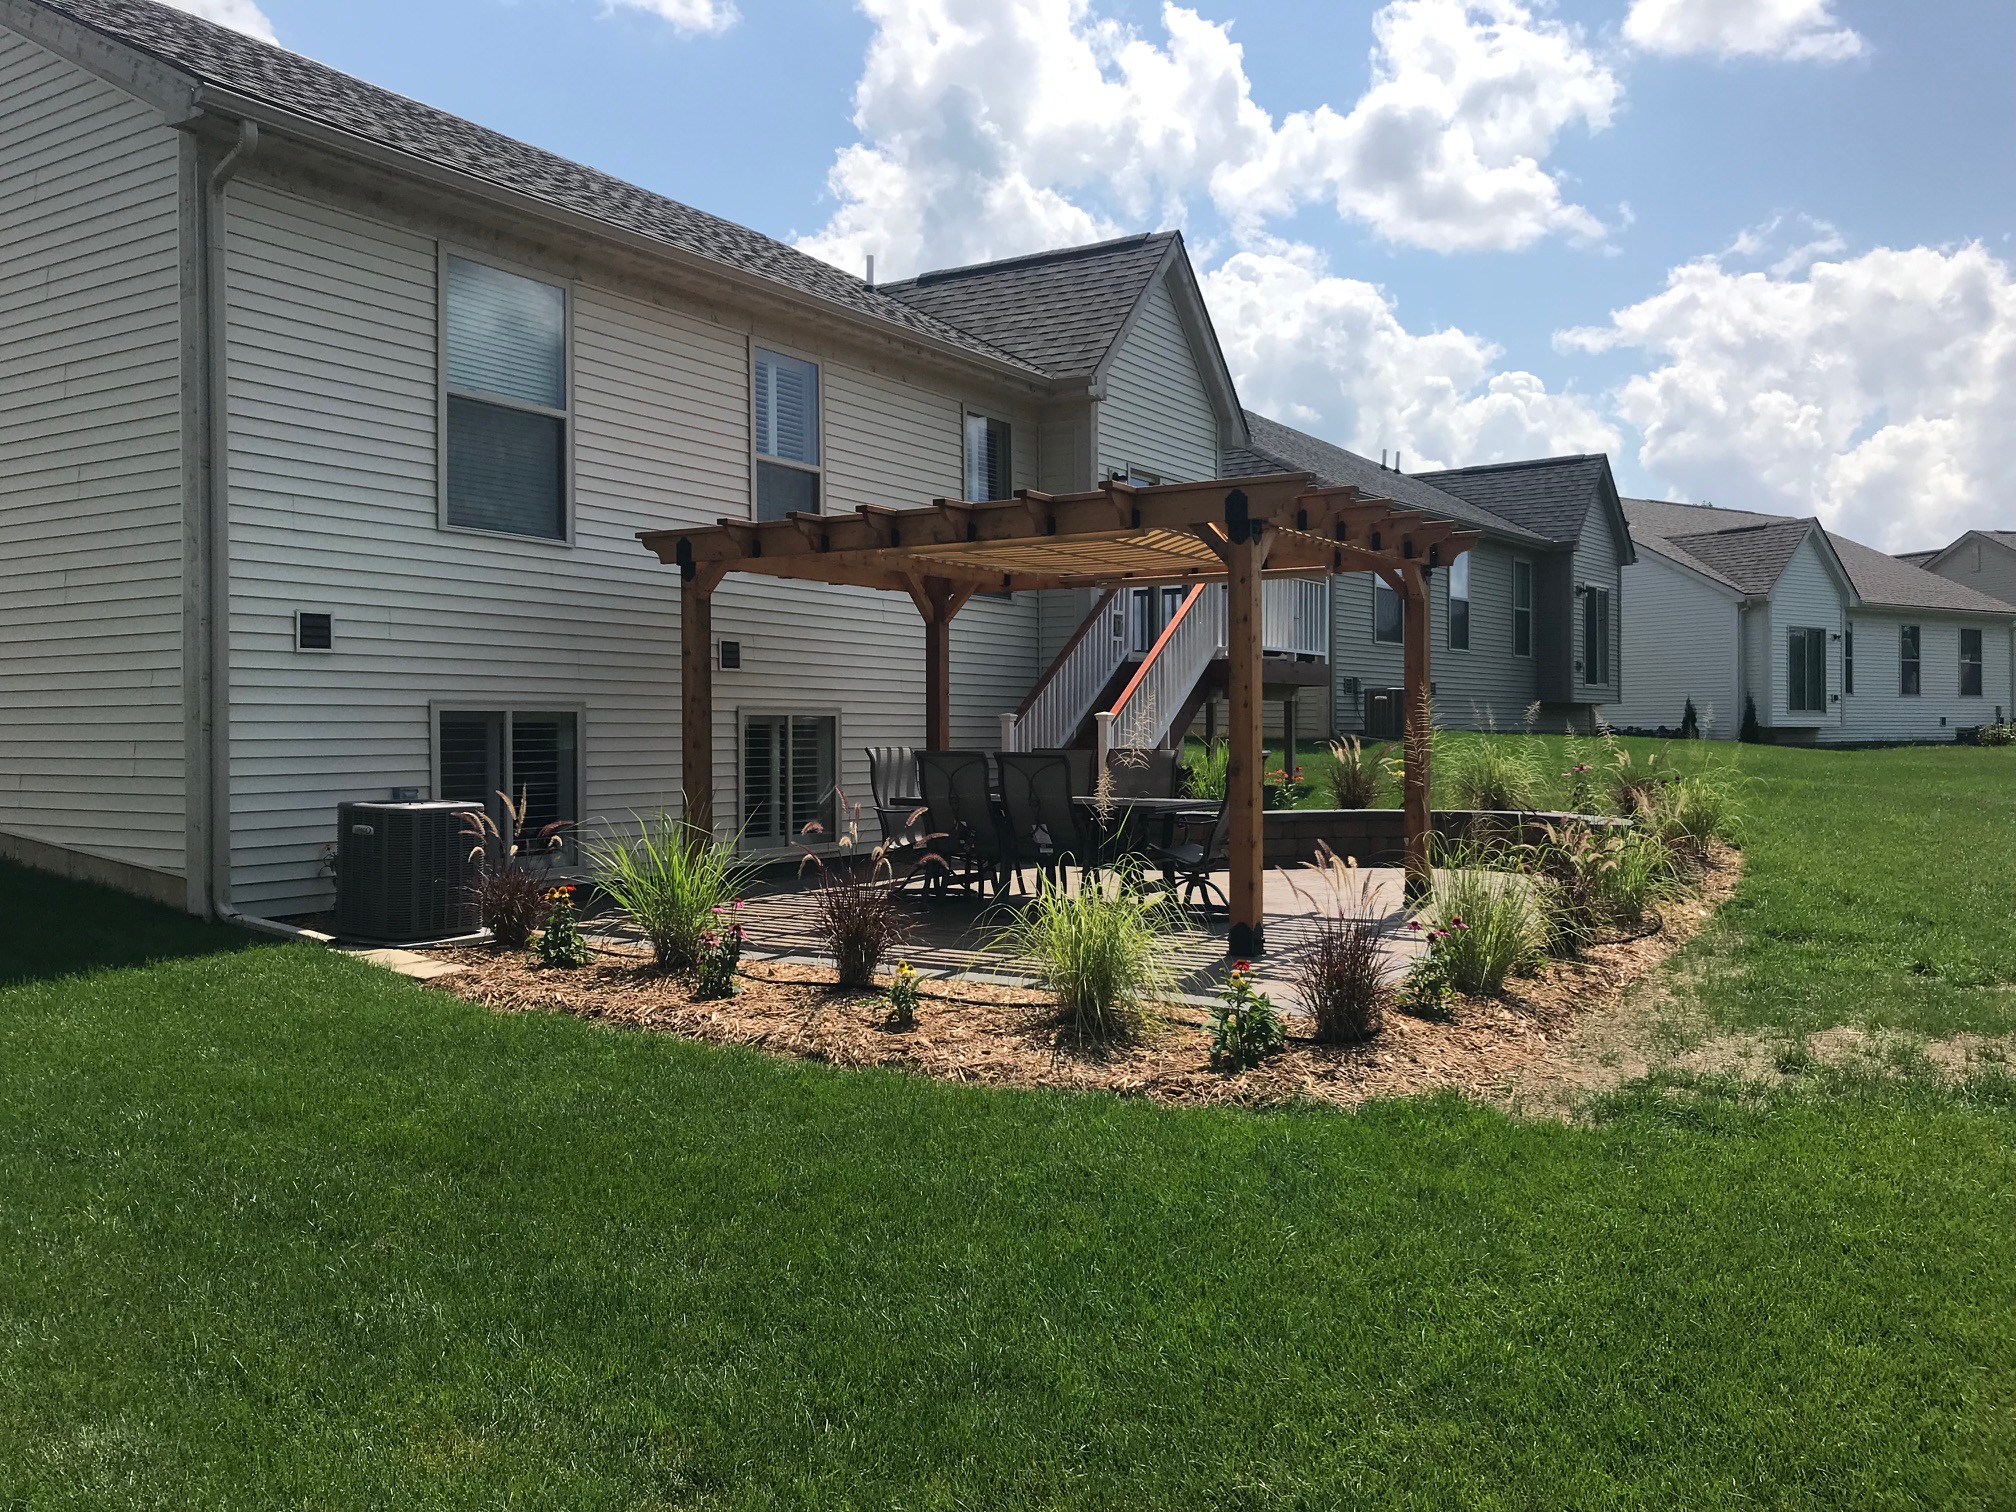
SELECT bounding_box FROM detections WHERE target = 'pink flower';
[1407,920,1423,932]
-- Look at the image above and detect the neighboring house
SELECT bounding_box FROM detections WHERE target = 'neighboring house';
[1903,531,2016,609]
[0,0,1619,923]
[1225,421,1623,735]
[1617,500,2016,742]
[1407,456,1636,730]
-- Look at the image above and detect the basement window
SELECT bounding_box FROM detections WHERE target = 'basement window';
[435,708,580,860]
[741,713,837,848]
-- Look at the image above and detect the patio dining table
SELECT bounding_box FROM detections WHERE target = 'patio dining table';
[1073,794,1221,857]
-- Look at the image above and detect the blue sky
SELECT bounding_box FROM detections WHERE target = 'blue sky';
[190,0,2016,549]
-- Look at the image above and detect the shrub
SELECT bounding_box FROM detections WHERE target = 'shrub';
[1980,723,2016,747]
[1395,925,1457,1016]
[1324,737,1386,809]
[1602,746,1677,817]
[886,961,922,1028]
[1445,736,1543,812]
[993,866,1181,1041]
[1417,840,1545,994]
[1741,694,1762,744]
[534,884,592,968]
[1208,961,1287,1069]
[1641,768,1744,861]
[693,904,745,1000]
[811,868,907,989]
[589,812,760,972]
[1184,740,1230,800]
[461,793,570,950]
[1532,822,1676,946]
[1289,849,1388,1042]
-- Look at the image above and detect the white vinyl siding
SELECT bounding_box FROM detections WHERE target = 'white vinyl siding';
[1571,506,1623,703]
[1613,551,1742,737]
[1831,612,2012,742]
[219,182,1045,911]
[1759,535,1842,729]
[0,30,184,880]
[1095,275,1219,483]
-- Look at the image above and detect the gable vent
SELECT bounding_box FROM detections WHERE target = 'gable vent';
[296,611,333,652]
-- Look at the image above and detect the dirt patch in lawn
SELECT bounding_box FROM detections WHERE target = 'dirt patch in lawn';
[429,851,1742,1113]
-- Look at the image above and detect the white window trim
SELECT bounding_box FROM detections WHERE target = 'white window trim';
[435,244,577,547]
[293,606,336,655]
[1371,574,1403,645]
[1786,626,1827,714]
[749,336,826,519]
[1446,555,1471,654]
[428,700,590,860]
[1960,626,1986,697]
[735,705,845,853]
[1900,624,1923,696]
[961,405,1015,503]
[1511,557,1534,659]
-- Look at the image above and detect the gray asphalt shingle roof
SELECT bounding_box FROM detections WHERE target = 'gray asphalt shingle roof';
[1225,412,1552,547]
[25,0,1045,375]
[1409,456,1613,545]
[1665,519,1817,596]
[1623,498,2015,616]
[879,234,1177,381]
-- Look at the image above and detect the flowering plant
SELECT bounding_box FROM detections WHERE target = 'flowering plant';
[886,960,922,1028]
[1397,915,1467,1015]
[1208,959,1287,1069]
[693,900,746,1000]
[1262,765,1310,811]
[1563,762,1597,814]
[534,884,592,969]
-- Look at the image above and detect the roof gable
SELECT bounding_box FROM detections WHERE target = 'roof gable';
[1665,519,1818,596]
[1411,454,1633,560]
[17,0,1044,375]
[1226,412,1552,546]
[880,233,1176,382]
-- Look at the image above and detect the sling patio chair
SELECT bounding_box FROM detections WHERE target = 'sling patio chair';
[997,751,1104,889]
[1143,799,1232,912]
[915,749,1009,896]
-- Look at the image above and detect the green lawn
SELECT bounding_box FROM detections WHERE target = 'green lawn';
[3,741,2015,1508]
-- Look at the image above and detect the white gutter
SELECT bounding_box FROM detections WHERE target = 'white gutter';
[193,117,319,944]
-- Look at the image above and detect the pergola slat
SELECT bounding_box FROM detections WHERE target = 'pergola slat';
[639,474,1473,953]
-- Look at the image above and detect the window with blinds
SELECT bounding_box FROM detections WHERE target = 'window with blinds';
[436,709,579,859]
[964,413,1012,501]
[1447,553,1470,651]
[443,256,569,540]
[754,348,820,521]
[741,714,837,848]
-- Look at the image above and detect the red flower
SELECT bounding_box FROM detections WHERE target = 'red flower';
[1232,959,1252,973]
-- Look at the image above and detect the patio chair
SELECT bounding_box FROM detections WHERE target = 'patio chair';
[915,749,1008,895]
[1144,799,1231,912]
[1037,747,1095,801]
[1105,746,1178,799]
[997,752,1103,886]
[866,745,926,852]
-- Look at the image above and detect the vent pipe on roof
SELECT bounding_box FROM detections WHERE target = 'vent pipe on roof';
[865,253,876,289]
[1381,449,1388,469]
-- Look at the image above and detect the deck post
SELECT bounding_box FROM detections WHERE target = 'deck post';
[905,576,976,753]
[1400,565,1432,896]
[1224,494,1273,957]
[1283,692,1298,784]
[679,562,723,838]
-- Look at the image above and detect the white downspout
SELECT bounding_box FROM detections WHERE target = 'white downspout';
[195,121,316,942]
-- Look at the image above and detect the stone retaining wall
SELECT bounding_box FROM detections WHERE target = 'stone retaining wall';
[1262,809,1625,869]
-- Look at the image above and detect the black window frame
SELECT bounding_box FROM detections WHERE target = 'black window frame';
[1900,624,1922,696]
[1581,586,1612,686]
[1511,559,1533,658]
[1787,627,1827,714]
[1960,627,1984,697]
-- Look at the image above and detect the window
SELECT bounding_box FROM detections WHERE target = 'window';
[742,714,837,847]
[1961,627,1984,696]
[1581,587,1612,685]
[1447,553,1470,651]
[1900,625,1921,696]
[1512,559,1534,657]
[443,255,568,540]
[1844,624,1855,695]
[965,413,1012,502]
[1787,627,1827,713]
[437,709,580,858]
[1372,576,1403,644]
[754,347,820,521]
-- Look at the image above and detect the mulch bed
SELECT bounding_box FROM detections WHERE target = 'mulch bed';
[433,850,1741,1111]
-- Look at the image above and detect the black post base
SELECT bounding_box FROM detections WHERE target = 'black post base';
[1228,921,1265,958]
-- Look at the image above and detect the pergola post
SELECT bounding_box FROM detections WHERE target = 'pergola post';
[1222,493,1273,958]
[905,576,976,752]
[1400,565,1433,895]
[679,561,724,838]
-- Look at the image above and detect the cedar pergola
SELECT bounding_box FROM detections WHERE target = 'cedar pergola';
[639,474,1477,955]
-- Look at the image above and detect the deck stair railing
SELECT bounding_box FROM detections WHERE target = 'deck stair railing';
[1100,585,1225,756]
[1001,589,1126,752]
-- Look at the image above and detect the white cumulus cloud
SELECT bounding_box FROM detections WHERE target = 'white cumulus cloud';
[798,0,1619,279]
[1623,0,1864,63]
[159,0,278,44]
[1206,242,1620,473]
[1560,241,2016,549]
[605,0,739,36]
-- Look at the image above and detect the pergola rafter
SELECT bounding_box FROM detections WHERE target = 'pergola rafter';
[638,473,1476,955]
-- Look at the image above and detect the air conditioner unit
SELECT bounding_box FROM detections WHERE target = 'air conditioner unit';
[335,800,484,944]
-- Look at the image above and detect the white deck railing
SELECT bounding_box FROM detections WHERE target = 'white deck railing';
[1262,578,1330,658]
[1002,580,1331,752]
